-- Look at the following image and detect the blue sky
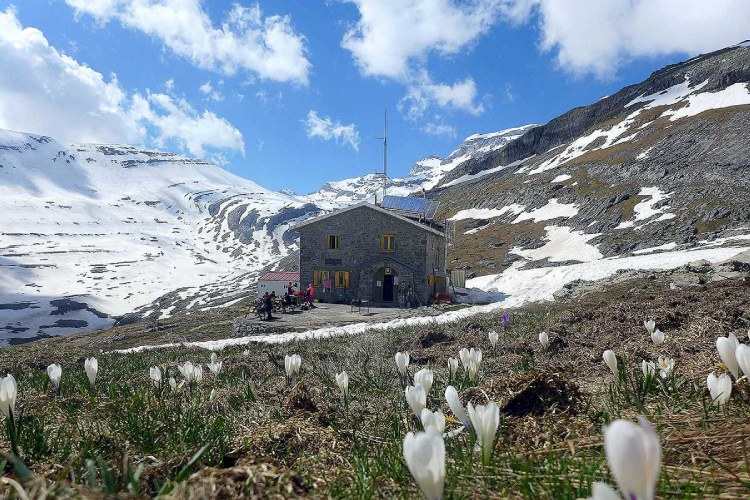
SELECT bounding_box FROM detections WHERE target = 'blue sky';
[0,1,748,193]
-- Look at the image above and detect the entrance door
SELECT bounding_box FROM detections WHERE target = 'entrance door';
[383,274,394,302]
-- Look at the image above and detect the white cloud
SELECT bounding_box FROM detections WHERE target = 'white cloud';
[399,72,484,120]
[422,121,457,137]
[199,81,224,101]
[0,8,243,159]
[66,0,311,84]
[132,92,244,158]
[342,1,494,121]
[506,0,750,78]
[304,111,360,151]
[342,0,502,79]
[0,7,141,144]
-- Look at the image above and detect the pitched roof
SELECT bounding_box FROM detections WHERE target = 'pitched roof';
[291,202,445,237]
[260,271,300,282]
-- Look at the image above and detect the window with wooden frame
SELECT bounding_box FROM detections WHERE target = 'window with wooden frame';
[326,234,341,249]
[379,234,395,252]
[335,271,350,289]
[313,270,322,286]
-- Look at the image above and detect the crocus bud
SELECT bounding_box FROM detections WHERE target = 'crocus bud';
[395,351,410,376]
[84,357,98,388]
[0,374,17,418]
[603,417,661,500]
[602,350,618,377]
[335,371,349,398]
[445,385,469,428]
[405,385,426,418]
[467,402,500,464]
[403,431,445,500]
[414,368,434,395]
[47,364,62,390]
[717,334,740,378]
[149,366,162,388]
[707,372,732,405]
[539,331,550,349]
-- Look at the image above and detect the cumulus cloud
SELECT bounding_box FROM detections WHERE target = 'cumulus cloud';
[0,8,244,158]
[199,81,224,102]
[66,0,311,84]
[400,71,484,120]
[304,111,360,151]
[342,0,502,79]
[132,92,244,157]
[342,0,494,122]
[505,0,750,78]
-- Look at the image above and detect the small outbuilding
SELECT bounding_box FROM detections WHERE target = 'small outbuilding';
[293,196,448,307]
[257,271,299,298]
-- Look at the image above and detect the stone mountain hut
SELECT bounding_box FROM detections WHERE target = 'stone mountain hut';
[293,196,448,306]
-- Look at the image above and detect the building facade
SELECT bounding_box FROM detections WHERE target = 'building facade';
[295,203,447,306]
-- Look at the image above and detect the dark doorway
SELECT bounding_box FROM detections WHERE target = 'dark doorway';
[383,274,394,302]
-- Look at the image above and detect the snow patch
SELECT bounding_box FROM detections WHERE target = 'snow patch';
[449,204,525,221]
[511,226,602,263]
[551,174,572,183]
[616,187,674,229]
[513,199,579,223]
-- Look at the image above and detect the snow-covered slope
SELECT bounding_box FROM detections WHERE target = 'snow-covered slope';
[0,130,319,343]
[306,124,535,208]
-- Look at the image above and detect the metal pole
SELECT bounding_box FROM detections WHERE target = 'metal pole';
[383,109,388,200]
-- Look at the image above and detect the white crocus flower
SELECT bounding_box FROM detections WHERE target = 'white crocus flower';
[707,372,732,405]
[736,344,750,380]
[178,361,195,381]
[716,334,740,378]
[403,431,445,500]
[207,359,223,376]
[395,351,410,377]
[591,417,661,500]
[209,388,216,401]
[602,350,618,377]
[447,357,459,379]
[335,371,349,398]
[657,357,674,379]
[539,331,550,349]
[445,385,470,428]
[169,377,178,391]
[193,364,203,384]
[405,385,427,418]
[467,402,500,464]
[488,330,499,347]
[641,360,656,379]
[84,357,98,388]
[461,348,482,382]
[149,366,162,388]
[47,364,62,391]
[644,319,656,334]
[458,348,471,370]
[414,368,434,395]
[420,408,446,434]
[284,354,302,380]
[0,374,17,418]
[650,328,665,345]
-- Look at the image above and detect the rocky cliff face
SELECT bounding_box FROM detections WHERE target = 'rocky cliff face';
[434,42,750,280]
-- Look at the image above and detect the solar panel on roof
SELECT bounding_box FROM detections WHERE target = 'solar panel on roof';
[382,195,439,219]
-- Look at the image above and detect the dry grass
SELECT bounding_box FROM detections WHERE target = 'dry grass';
[1,273,750,498]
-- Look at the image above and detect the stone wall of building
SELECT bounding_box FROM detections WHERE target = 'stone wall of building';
[298,205,446,305]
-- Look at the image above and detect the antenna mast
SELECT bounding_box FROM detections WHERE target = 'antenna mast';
[382,109,388,200]
[375,109,388,204]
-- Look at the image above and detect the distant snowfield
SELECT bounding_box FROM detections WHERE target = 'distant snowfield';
[115,244,749,353]
[0,129,309,343]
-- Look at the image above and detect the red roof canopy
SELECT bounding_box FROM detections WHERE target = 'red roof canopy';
[259,271,300,282]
